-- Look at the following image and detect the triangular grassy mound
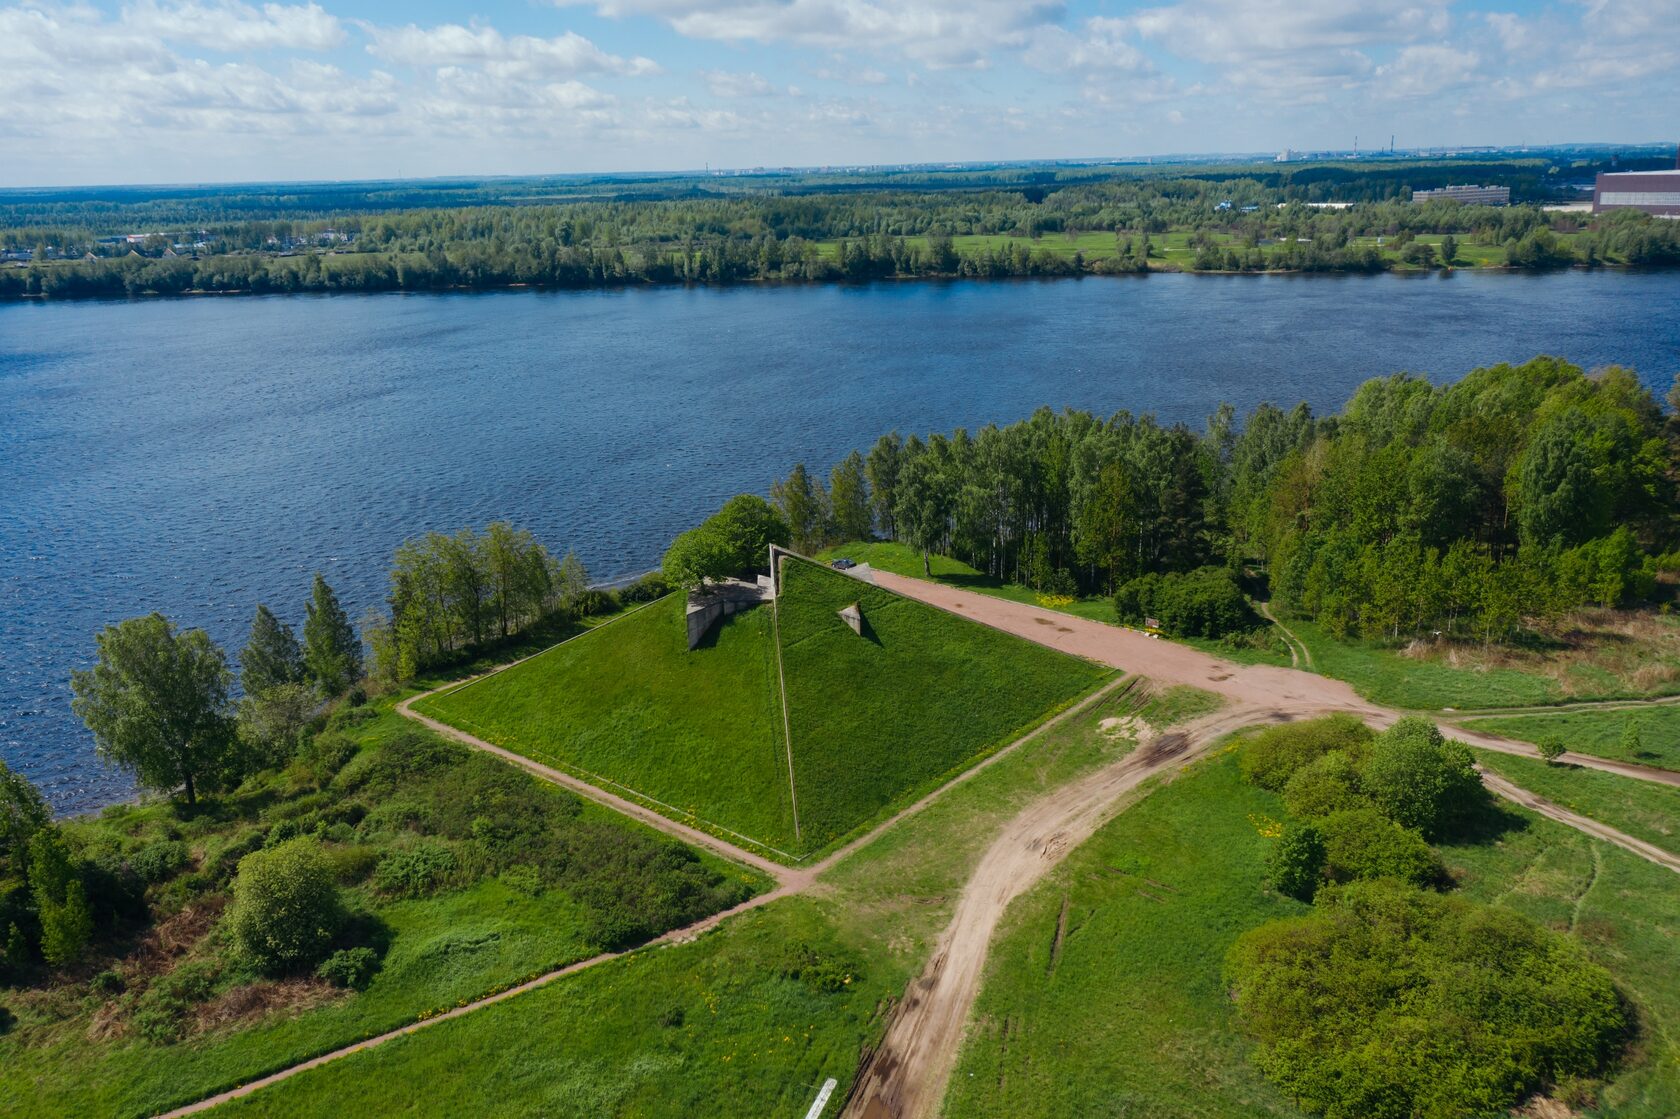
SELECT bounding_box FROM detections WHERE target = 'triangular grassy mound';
[775,556,1110,851]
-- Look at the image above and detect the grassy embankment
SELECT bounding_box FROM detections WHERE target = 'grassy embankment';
[944,745,1680,1119]
[0,699,762,1119]
[419,561,1109,860]
[208,682,1214,1117]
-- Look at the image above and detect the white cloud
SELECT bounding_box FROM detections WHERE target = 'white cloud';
[124,0,344,52]
[701,68,775,96]
[557,0,1064,68]
[1374,44,1479,97]
[365,23,660,78]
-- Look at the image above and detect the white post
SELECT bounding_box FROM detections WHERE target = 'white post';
[804,1078,838,1119]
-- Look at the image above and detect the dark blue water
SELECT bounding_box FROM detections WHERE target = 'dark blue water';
[5,270,1680,813]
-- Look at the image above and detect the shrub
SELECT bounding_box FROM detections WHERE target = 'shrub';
[1266,822,1326,901]
[617,574,670,605]
[29,830,92,967]
[301,732,358,784]
[131,959,219,1044]
[371,842,458,899]
[323,844,382,886]
[1358,718,1483,838]
[227,837,344,975]
[1318,808,1442,887]
[1226,880,1624,1119]
[499,864,543,897]
[1114,567,1258,638]
[0,1005,14,1035]
[569,588,618,617]
[1539,736,1567,764]
[263,820,301,848]
[316,946,380,991]
[129,840,189,884]
[777,941,860,994]
[91,969,126,997]
[1281,752,1366,818]
[1240,715,1375,792]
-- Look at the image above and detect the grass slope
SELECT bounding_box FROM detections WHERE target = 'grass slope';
[943,748,1308,1119]
[774,557,1109,851]
[1461,705,1680,771]
[0,702,762,1119]
[417,596,796,855]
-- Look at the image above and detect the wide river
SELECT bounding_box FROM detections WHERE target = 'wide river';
[5,270,1680,811]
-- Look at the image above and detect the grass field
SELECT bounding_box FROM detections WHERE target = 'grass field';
[772,558,1109,851]
[209,677,1191,1118]
[1460,704,1680,771]
[417,595,798,856]
[1473,750,1680,859]
[943,748,1307,1119]
[943,736,1680,1118]
[0,702,761,1119]
[1439,812,1680,1116]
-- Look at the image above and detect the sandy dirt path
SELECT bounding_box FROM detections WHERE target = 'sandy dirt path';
[871,572,1680,788]
[841,703,1281,1119]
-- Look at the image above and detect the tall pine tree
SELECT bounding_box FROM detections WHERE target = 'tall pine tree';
[303,574,361,696]
[240,604,303,697]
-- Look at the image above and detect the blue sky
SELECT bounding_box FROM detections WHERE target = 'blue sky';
[2,0,1675,185]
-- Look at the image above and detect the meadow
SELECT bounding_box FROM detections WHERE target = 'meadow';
[201,679,1200,1117]
[1472,750,1680,859]
[0,701,759,1119]
[944,739,1680,1118]
[1460,703,1680,770]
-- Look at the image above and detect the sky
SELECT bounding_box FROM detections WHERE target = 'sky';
[1,0,1676,186]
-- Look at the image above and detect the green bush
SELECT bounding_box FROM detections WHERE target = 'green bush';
[300,732,358,784]
[1113,567,1258,638]
[371,842,458,899]
[227,837,344,975]
[132,959,219,1043]
[1280,752,1366,818]
[776,941,861,994]
[1240,715,1375,792]
[1226,880,1625,1119]
[316,946,380,991]
[1266,822,1326,901]
[1538,735,1567,764]
[499,865,542,897]
[1358,718,1483,838]
[1318,808,1441,887]
[616,574,669,605]
[128,840,189,885]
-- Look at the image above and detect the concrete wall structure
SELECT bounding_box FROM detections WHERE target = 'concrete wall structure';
[685,578,772,649]
[1412,184,1510,205]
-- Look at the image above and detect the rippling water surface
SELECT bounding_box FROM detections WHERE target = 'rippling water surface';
[4,271,1679,812]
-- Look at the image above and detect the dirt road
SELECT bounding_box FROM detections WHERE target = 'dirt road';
[871,572,1680,788]
[841,704,1281,1119]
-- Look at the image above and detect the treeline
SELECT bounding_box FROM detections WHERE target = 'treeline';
[776,356,1680,643]
[8,167,1680,299]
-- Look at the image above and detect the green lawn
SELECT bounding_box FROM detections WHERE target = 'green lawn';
[774,557,1110,852]
[417,595,797,857]
[943,749,1309,1119]
[1460,704,1680,771]
[1472,750,1680,859]
[0,703,761,1119]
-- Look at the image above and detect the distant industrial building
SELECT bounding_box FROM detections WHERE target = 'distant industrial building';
[1593,170,1680,216]
[1412,184,1511,206]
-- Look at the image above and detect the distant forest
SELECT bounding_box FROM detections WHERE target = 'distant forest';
[3,154,1678,299]
[803,357,1680,644]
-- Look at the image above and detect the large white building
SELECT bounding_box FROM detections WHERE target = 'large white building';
[1411,184,1511,206]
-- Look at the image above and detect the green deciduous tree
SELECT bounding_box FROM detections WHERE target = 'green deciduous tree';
[771,463,831,553]
[0,761,48,871]
[829,450,874,543]
[70,613,238,806]
[1358,718,1483,838]
[29,829,91,967]
[236,681,317,768]
[239,604,303,698]
[227,837,344,975]
[1266,822,1325,901]
[303,574,361,696]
